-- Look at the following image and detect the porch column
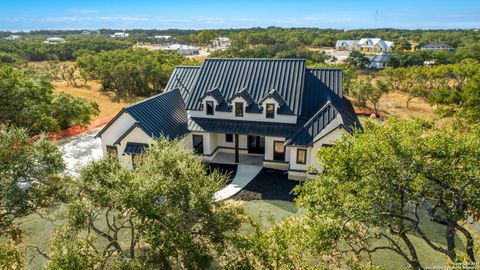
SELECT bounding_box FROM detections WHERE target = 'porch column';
[234,134,239,163]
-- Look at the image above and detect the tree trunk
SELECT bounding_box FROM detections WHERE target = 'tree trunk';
[456,224,476,262]
[445,221,457,262]
[399,232,423,270]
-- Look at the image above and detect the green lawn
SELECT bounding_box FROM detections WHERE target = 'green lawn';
[16,200,480,270]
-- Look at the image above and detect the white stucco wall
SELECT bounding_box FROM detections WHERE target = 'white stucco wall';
[288,146,312,172]
[264,136,289,162]
[189,96,297,124]
[116,127,154,169]
[99,112,136,155]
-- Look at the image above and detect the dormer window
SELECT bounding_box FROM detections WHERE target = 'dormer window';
[206,101,214,115]
[235,102,243,117]
[266,103,275,119]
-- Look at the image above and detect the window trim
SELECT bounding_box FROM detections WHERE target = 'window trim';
[296,148,307,165]
[266,103,275,119]
[235,102,244,117]
[206,101,214,115]
[225,133,233,143]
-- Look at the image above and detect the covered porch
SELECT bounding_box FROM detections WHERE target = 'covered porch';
[211,152,264,166]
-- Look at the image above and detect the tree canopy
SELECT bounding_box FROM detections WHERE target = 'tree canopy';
[0,66,99,135]
[46,138,243,269]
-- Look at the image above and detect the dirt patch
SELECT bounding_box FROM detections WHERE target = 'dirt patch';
[53,80,135,120]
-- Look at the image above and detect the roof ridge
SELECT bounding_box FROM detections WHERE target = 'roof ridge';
[125,89,179,109]
[205,58,307,61]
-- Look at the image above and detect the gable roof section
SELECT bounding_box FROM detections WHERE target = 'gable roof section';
[165,66,201,101]
[286,95,361,146]
[301,68,343,117]
[186,58,306,115]
[124,89,188,140]
[259,89,286,107]
[200,87,225,104]
[227,87,255,105]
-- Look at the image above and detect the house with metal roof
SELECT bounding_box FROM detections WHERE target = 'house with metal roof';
[96,58,361,180]
[420,43,455,51]
[368,53,391,69]
[336,38,394,53]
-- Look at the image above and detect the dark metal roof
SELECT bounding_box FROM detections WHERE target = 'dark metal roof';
[286,95,362,146]
[165,66,201,101]
[186,58,306,115]
[200,88,225,104]
[189,117,298,138]
[421,43,454,49]
[124,89,188,140]
[302,68,343,117]
[124,142,148,154]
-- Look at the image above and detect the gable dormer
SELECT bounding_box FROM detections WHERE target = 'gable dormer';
[258,89,287,119]
[199,88,226,115]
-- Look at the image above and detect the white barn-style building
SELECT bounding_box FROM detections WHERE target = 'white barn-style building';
[96,58,361,180]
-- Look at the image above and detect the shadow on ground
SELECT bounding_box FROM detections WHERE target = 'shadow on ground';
[231,168,300,202]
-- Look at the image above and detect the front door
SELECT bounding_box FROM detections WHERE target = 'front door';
[192,135,204,154]
[273,141,285,161]
[247,136,265,154]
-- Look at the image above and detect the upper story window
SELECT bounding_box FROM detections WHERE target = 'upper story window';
[266,103,275,119]
[235,102,243,117]
[206,101,214,115]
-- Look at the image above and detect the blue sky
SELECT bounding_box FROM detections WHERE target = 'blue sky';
[1,0,479,31]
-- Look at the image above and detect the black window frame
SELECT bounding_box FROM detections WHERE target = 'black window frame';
[235,102,244,117]
[266,103,275,119]
[206,101,214,115]
[192,134,204,155]
[273,141,285,161]
[106,145,118,157]
[297,148,307,165]
[225,133,233,143]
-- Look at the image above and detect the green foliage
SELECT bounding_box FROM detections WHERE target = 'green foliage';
[197,30,217,45]
[381,59,480,120]
[0,241,23,270]
[295,119,480,269]
[48,138,243,269]
[77,48,199,98]
[0,36,132,62]
[346,51,370,70]
[350,77,389,113]
[0,128,65,241]
[210,43,333,64]
[0,66,99,134]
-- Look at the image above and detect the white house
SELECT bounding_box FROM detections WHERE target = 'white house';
[212,37,231,49]
[4,35,22,41]
[45,37,65,44]
[111,32,129,38]
[336,38,394,53]
[96,59,361,181]
[163,44,200,56]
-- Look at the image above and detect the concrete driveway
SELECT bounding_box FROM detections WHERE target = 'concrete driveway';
[214,164,262,201]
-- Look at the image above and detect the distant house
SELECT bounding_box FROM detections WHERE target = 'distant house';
[420,43,455,51]
[82,30,100,36]
[368,54,390,69]
[335,40,358,51]
[336,38,394,53]
[45,37,65,44]
[212,37,231,49]
[164,44,200,56]
[96,58,361,181]
[111,32,129,38]
[154,35,171,40]
[4,35,22,41]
